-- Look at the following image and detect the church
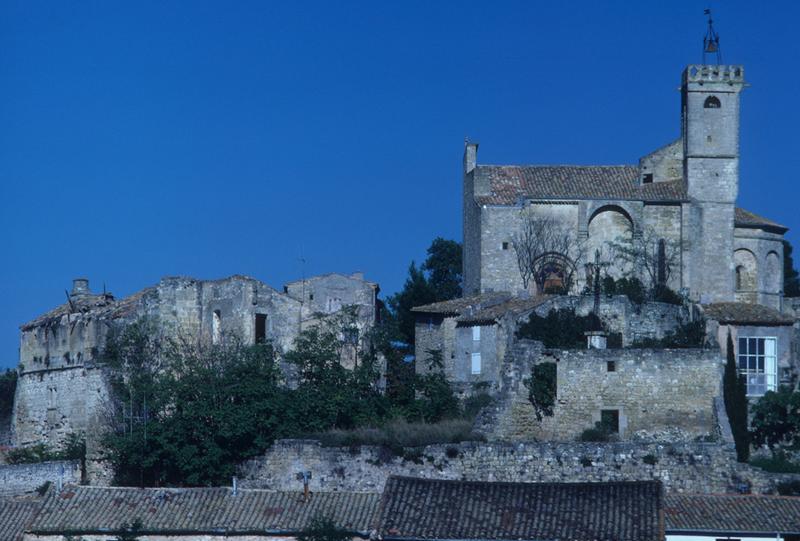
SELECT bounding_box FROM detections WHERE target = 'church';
[462,63,787,310]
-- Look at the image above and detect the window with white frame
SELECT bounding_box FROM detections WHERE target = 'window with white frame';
[472,326,481,341]
[471,352,481,375]
[737,337,777,397]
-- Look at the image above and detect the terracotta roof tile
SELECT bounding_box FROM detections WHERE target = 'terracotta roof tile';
[456,296,553,325]
[665,493,800,534]
[29,486,380,535]
[473,165,687,204]
[378,476,663,541]
[735,207,789,233]
[702,302,794,325]
[0,497,42,541]
[411,292,513,315]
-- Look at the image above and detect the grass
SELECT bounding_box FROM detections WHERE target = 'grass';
[308,418,484,449]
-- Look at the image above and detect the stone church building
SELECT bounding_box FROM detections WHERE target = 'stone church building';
[463,64,787,310]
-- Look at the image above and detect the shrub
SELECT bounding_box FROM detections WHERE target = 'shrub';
[6,444,54,464]
[631,320,706,349]
[652,284,683,305]
[642,454,658,466]
[297,516,352,541]
[579,422,614,442]
[777,480,800,496]
[516,309,604,348]
[309,418,481,449]
[35,481,51,496]
[615,277,646,305]
[749,451,800,474]
[462,392,493,420]
[750,386,800,449]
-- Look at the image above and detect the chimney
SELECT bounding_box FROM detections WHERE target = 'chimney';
[71,278,90,296]
[296,470,312,502]
[463,140,479,175]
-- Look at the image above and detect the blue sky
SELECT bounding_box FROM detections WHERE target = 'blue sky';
[1,1,799,368]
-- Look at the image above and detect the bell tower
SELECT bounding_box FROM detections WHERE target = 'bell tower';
[681,12,746,303]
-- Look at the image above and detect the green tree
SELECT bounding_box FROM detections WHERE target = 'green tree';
[104,327,286,486]
[524,362,556,421]
[411,349,461,423]
[0,369,18,417]
[723,331,750,462]
[750,387,800,449]
[387,238,462,347]
[784,240,800,297]
[422,238,463,300]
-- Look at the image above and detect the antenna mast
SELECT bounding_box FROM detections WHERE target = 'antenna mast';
[703,9,722,64]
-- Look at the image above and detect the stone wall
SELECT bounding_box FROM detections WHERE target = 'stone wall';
[0,460,80,496]
[238,439,798,495]
[13,366,110,448]
[488,346,723,442]
[534,295,689,346]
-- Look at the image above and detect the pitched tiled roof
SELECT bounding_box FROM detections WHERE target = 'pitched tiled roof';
[702,302,794,325]
[0,497,42,541]
[473,165,687,205]
[456,296,553,325]
[411,292,512,315]
[665,493,800,535]
[378,476,663,541]
[29,486,380,535]
[735,207,789,233]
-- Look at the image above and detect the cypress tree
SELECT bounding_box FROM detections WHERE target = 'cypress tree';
[723,331,750,462]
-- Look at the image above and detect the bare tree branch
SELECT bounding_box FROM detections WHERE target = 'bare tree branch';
[511,211,585,293]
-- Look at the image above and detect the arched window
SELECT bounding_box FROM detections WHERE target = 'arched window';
[704,96,721,109]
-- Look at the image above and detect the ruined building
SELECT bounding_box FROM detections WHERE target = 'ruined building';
[13,273,379,448]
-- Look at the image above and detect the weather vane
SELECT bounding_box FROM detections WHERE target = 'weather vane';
[703,8,722,65]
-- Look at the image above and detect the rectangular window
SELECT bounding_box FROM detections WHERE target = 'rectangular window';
[600,409,619,434]
[212,310,222,345]
[642,173,653,184]
[255,314,267,344]
[607,361,616,372]
[471,352,481,375]
[502,242,509,250]
[737,337,777,397]
[472,326,481,341]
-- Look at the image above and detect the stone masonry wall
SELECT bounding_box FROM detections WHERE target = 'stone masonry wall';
[239,439,798,495]
[488,346,723,442]
[0,460,80,497]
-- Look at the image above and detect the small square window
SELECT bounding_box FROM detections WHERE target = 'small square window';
[502,242,509,250]
[607,361,616,372]
[642,173,653,184]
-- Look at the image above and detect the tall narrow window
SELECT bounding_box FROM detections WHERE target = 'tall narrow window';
[255,313,267,344]
[472,326,481,341]
[471,352,482,375]
[735,266,744,290]
[738,337,777,396]
[212,310,222,345]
